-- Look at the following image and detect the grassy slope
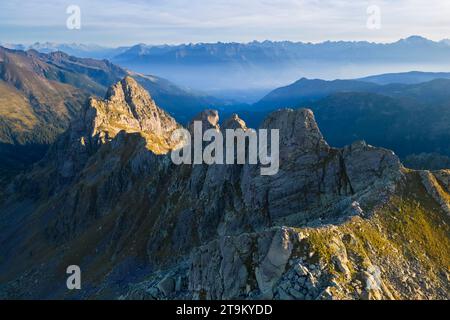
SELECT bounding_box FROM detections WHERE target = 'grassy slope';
[297,170,449,299]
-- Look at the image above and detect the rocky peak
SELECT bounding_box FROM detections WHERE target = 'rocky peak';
[47,51,70,62]
[85,76,180,154]
[106,76,144,103]
[261,108,329,153]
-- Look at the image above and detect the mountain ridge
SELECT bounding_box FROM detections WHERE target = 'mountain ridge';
[0,78,448,300]
[109,35,450,91]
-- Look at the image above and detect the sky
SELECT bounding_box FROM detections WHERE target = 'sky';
[0,0,449,46]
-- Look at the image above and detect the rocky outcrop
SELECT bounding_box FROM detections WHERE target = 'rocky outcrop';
[241,109,402,226]
[255,228,293,298]
[420,170,450,216]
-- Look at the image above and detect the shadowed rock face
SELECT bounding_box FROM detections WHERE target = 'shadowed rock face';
[0,78,448,300]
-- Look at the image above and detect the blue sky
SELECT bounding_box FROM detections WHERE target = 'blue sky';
[0,0,449,46]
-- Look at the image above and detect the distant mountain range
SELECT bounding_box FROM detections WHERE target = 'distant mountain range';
[236,77,450,161]
[110,36,450,92]
[4,36,450,95]
[112,35,450,65]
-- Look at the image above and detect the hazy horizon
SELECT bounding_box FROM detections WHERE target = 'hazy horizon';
[1,0,450,46]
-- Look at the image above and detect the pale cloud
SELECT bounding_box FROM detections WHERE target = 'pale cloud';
[0,0,449,45]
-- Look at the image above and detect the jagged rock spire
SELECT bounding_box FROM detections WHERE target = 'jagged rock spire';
[261,108,329,153]
[85,76,180,154]
[188,109,220,133]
